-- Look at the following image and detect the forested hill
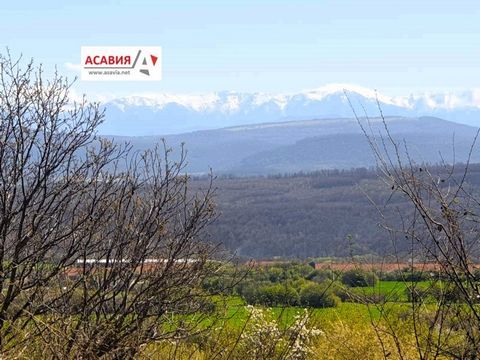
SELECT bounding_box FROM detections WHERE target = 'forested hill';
[195,165,480,258]
[110,116,480,176]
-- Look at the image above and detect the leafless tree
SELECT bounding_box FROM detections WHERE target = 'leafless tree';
[349,94,480,359]
[0,52,220,358]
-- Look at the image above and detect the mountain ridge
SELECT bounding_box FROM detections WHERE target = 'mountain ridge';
[107,116,480,176]
[98,84,480,136]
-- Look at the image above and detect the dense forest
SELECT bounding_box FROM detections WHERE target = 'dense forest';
[193,164,480,259]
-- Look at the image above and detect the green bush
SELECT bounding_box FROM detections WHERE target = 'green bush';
[239,281,268,304]
[380,268,435,282]
[405,282,465,303]
[405,286,432,303]
[341,269,378,287]
[332,285,352,302]
[244,283,300,306]
[306,269,335,283]
[299,284,340,308]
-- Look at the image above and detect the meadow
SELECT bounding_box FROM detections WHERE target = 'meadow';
[139,275,449,359]
[140,259,479,360]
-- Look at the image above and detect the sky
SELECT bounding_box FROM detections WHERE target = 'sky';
[1,0,479,98]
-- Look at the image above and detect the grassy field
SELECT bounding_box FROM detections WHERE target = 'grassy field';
[212,281,423,329]
[219,299,375,327]
[141,282,466,360]
[348,280,431,302]
[177,279,435,358]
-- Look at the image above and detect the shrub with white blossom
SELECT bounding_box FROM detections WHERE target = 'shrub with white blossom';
[235,305,322,360]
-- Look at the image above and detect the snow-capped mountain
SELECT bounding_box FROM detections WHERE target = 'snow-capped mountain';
[98,84,480,135]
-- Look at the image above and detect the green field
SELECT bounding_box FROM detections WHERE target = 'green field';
[212,282,419,329]
[348,280,432,302]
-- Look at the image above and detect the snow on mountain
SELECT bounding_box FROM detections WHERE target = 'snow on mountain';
[401,90,480,110]
[99,84,480,136]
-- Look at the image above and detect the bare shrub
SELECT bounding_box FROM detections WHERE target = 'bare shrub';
[349,94,480,359]
[0,52,220,358]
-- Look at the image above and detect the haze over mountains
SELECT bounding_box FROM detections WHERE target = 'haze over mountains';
[109,116,480,176]
[95,84,480,176]
[99,84,480,135]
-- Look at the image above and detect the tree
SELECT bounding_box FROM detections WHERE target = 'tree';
[0,53,218,358]
[299,284,339,308]
[341,269,378,287]
[352,96,480,359]
[256,284,300,306]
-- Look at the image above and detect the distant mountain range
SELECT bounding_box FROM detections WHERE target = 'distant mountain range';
[109,116,480,176]
[99,84,480,135]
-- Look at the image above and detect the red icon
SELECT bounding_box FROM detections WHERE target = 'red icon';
[150,55,158,66]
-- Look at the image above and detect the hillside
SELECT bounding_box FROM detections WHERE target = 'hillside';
[110,116,480,175]
[197,166,480,259]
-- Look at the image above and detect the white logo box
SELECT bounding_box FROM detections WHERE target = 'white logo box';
[81,46,162,81]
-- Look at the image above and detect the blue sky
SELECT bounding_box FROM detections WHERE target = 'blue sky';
[1,0,479,97]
